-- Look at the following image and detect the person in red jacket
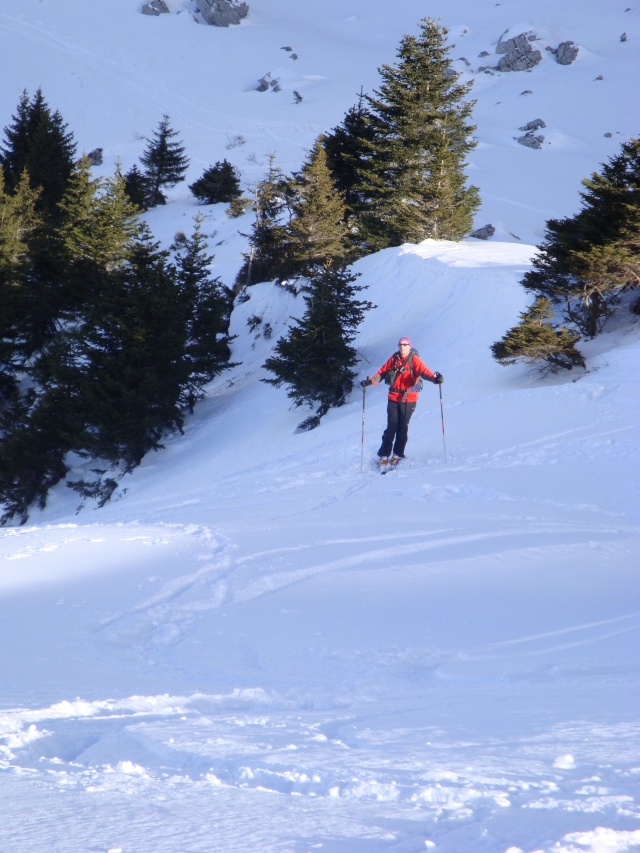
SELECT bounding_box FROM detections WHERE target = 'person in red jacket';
[361,336,443,466]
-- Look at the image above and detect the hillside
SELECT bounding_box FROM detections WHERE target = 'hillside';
[0,2,639,852]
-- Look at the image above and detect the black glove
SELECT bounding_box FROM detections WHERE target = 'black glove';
[360,378,372,387]
[433,372,444,384]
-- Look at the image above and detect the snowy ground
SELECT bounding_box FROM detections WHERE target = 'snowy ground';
[1,2,639,852]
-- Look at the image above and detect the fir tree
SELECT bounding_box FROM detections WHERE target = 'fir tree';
[66,223,189,472]
[140,114,189,207]
[123,164,149,211]
[0,88,76,220]
[189,159,241,205]
[170,214,234,412]
[0,387,70,525]
[522,138,640,338]
[59,160,139,274]
[322,91,376,225]
[34,160,142,367]
[262,264,373,429]
[0,170,41,397]
[356,17,479,251]
[236,153,293,287]
[491,296,585,374]
[286,137,350,280]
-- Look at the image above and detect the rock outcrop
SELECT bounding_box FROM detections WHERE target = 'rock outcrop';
[547,41,579,65]
[496,32,542,72]
[517,132,545,149]
[518,118,546,132]
[556,41,579,65]
[195,0,249,26]
[141,0,169,15]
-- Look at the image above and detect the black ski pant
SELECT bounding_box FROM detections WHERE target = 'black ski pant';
[378,400,417,458]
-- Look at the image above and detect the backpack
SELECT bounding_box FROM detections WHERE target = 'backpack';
[383,348,423,392]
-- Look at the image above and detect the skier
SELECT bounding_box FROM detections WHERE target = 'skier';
[361,337,443,468]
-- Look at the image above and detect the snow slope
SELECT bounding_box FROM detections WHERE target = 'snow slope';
[0,2,639,852]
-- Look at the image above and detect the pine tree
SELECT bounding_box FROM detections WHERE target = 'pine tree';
[286,137,350,280]
[0,90,31,187]
[522,138,640,337]
[32,159,142,369]
[65,224,189,472]
[491,296,585,373]
[0,88,76,220]
[190,159,242,205]
[356,17,479,251]
[140,114,189,207]
[0,387,69,525]
[236,153,293,287]
[123,164,149,211]
[262,264,373,429]
[0,170,42,397]
[170,214,234,412]
[59,160,139,273]
[322,91,376,225]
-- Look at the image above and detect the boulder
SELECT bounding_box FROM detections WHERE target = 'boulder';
[517,132,545,149]
[470,224,495,240]
[141,0,169,15]
[196,0,249,26]
[556,41,579,65]
[496,33,542,72]
[86,148,103,166]
[518,118,546,132]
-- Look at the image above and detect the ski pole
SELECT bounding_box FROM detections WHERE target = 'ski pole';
[360,383,366,472]
[439,383,447,463]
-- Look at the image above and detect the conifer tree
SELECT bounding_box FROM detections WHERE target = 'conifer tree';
[140,114,189,207]
[522,138,640,337]
[236,153,292,287]
[0,387,69,525]
[0,171,41,397]
[0,90,30,187]
[123,164,149,211]
[65,223,189,473]
[170,214,234,411]
[491,296,585,373]
[322,92,376,224]
[286,137,350,280]
[0,88,76,220]
[59,160,139,274]
[262,264,373,429]
[356,17,479,251]
[190,159,241,205]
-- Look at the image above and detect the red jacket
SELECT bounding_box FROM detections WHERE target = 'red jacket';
[372,350,436,403]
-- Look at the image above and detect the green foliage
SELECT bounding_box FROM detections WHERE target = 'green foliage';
[236,153,293,287]
[140,114,189,207]
[226,195,251,218]
[322,91,376,225]
[0,388,69,525]
[285,138,350,280]
[354,17,479,251]
[0,88,76,220]
[170,214,235,412]
[523,137,640,338]
[190,159,241,205]
[63,225,190,470]
[0,170,42,397]
[0,98,239,523]
[491,297,585,373]
[123,164,149,211]
[262,265,373,427]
